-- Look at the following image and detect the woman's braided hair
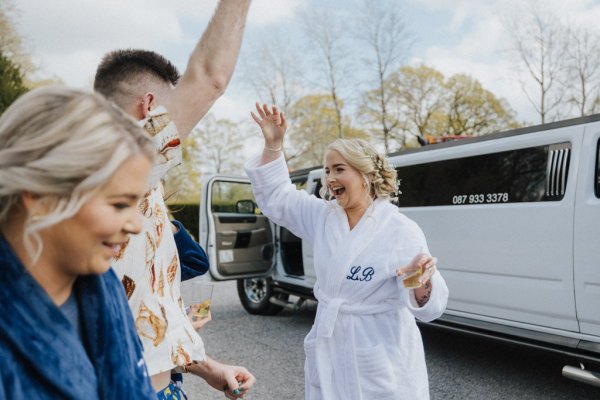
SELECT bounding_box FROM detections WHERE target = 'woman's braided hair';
[320,138,398,200]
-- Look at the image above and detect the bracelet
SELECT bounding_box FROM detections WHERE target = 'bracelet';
[264,144,282,152]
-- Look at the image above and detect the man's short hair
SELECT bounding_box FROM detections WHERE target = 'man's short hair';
[94,49,181,105]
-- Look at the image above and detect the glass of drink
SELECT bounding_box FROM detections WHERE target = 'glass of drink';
[180,279,214,321]
[397,245,427,289]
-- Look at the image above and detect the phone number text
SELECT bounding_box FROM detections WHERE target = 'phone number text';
[452,193,509,205]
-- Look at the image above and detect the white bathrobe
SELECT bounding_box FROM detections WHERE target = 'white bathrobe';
[245,155,449,400]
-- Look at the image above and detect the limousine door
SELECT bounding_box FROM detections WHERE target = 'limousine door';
[199,176,274,281]
[574,128,600,337]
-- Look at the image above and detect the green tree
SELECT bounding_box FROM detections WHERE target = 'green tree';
[164,115,249,204]
[0,52,28,115]
[369,65,519,148]
[0,1,36,80]
[445,74,519,136]
[287,94,368,169]
[387,65,448,145]
[163,132,204,204]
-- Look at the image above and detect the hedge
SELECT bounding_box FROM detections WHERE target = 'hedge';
[167,203,200,241]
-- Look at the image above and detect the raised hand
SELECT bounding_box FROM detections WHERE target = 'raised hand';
[251,102,287,150]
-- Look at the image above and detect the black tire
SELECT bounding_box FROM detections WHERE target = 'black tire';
[237,277,289,315]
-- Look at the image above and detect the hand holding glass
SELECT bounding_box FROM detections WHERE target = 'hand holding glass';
[396,246,437,289]
[180,280,214,322]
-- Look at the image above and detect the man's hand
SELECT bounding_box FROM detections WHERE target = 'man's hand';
[188,356,256,399]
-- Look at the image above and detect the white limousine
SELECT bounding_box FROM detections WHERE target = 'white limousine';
[199,114,600,386]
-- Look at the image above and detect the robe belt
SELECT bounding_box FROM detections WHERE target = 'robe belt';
[316,292,397,338]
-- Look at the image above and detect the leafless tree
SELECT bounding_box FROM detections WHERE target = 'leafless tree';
[564,27,600,116]
[353,0,413,153]
[240,28,305,115]
[503,0,568,124]
[299,8,352,138]
[192,114,246,175]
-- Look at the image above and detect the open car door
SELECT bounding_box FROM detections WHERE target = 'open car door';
[200,176,274,281]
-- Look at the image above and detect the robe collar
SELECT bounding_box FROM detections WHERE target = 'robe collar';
[0,236,153,399]
[0,236,99,399]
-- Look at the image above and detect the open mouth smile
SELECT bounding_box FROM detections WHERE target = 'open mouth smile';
[331,186,345,197]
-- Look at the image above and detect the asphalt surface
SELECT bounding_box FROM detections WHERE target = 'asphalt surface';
[183,280,600,399]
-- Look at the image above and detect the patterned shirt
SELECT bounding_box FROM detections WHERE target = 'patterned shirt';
[112,106,205,376]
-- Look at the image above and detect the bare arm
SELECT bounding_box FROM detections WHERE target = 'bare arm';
[168,0,251,139]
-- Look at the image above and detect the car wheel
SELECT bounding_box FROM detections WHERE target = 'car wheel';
[237,277,288,315]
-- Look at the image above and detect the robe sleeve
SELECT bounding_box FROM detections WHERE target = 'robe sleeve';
[395,215,449,322]
[245,154,324,243]
[405,271,449,322]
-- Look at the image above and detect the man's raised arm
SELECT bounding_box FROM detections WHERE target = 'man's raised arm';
[168,0,251,139]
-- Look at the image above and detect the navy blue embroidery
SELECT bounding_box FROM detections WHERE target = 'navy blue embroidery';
[346,266,375,282]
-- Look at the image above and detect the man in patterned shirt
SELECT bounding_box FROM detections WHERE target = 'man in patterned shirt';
[94,1,255,399]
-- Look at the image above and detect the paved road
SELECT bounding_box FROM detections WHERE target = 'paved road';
[184,281,600,399]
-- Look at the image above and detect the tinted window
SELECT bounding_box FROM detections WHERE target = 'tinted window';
[313,179,323,199]
[292,177,307,191]
[396,143,570,207]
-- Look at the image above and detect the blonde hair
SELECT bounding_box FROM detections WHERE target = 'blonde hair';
[0,86,155,262]
[320,138,397,201]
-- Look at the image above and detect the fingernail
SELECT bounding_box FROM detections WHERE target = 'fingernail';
[233,389,240,395]
[239,387,245,391]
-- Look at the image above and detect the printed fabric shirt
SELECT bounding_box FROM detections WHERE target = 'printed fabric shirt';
[112,106,206,376]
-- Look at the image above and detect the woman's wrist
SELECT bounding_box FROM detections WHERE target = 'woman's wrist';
[415,280,432,307]
[264,141,283,152]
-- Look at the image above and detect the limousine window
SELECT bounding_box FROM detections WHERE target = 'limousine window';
[396,143,571,207]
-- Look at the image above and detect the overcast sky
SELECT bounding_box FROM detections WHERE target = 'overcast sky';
[11,0,600,126]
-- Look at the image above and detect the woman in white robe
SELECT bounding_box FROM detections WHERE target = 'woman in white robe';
[246,103,449,400]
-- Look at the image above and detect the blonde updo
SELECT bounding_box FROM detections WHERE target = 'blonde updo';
[0,86,155,261]
[320,138,397,201]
